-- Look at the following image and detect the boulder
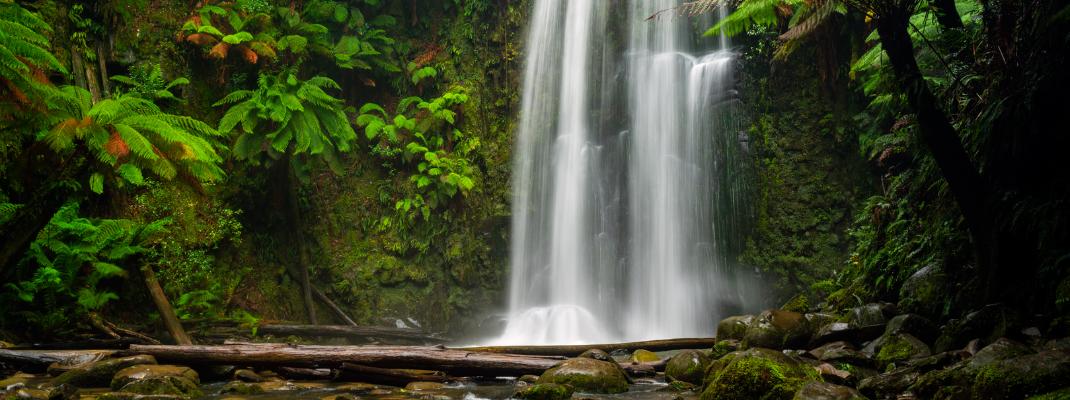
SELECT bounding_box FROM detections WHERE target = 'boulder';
[869,333,932,370]
[743,310,811,349]
[219,380,265,395]
[578,349,613,363]
[717,315,754,341]
[933,304,1021,353]
[630,349,660,363]
[808,341,873,368]
[537,358,628,394]
[884,314,938,344]
[52,355,157,388]
[810,322,884,348]
[513,383,574,400]
[664,349,711,385]
[711,339,742,360]
[858,367,921,399]
[95,393,187,400]
[968,348,1070,399]
[232,368,265,382]
[897,263,947,319]
[847,303,896,327]
[405,381,444,390]
[792,381,867,400]
[111,365,199,390]
[700,348,820,400]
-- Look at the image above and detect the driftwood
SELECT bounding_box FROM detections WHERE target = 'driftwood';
[141,264,193,345]
[256,324,450,343]
[458,337,718,357]
[335,362,452,386]
[277,366,333,380]
[312,287,358,327]
[125,344,563,376]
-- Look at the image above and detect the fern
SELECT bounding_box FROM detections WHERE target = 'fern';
[0,2,65,109]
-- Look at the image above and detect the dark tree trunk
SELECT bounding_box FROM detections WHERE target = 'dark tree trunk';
[874,4,1001,301]
[140,264,193,345]
[283,157,317,325]
[931,0,965,29]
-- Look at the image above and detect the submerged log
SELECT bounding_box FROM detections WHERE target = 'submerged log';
[256,324,450,343]
[458,337,719,357]
[335,362,451,386]
[125,344,563,376]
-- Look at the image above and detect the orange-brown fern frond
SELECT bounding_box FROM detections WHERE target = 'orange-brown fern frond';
[209,42,230,59]
[239,46,258,64]
[186,33,218,46]
[104,130,130,158]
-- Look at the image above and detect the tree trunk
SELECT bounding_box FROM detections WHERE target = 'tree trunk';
[931,0,965,29]
[875,5,996,287]
[312,286,357,327]
[458,337,719,357]
[254,324,448,343]
[140,264,193,345]
[284,158,317,325]
[95,42,111,97]
[0,349,115,372]
[125,344,563,376]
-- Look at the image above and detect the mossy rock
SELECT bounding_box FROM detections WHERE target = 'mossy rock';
[873,333,931,370]
[537,358,628,394]
[95,392,187,400]
[743,310,812,350]
[969,349,1070,400]
[791,381,866,400]
[700,348,821,400]
[578,349,613,362]
[219,380,266,395]
[513,383,575,400]
[717,315,754,341]
[111,365,199,390]
[52,355,157,388]
[665,349,712,385]
[1028,387,1070,400]
[897,263,947,319]
[630,349,660,363]
[711,340,742,360]
[116,375,201,397]
[781,294,810,313]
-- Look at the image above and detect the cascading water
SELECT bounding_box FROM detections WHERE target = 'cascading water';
[498,0,756,345]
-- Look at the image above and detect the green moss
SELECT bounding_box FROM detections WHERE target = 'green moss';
[513,383,575,400]
[666,350,713,385]
[700,349,820,400]
[1028,387,1070,400]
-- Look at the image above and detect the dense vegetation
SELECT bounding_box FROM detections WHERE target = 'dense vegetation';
[0,0,1066,364]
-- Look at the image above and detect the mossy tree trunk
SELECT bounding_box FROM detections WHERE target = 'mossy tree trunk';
[282,156,317,325]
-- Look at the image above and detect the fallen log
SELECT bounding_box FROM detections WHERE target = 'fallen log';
[125,344,563,376]
[335,362,451,386]
[255,324,449,343]
[0,349,115,372]
[457,337,718,357]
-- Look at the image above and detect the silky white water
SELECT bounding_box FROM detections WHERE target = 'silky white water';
[498,0,755,345]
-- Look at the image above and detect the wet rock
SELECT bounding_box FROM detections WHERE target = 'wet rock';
[630,349,660,363]
[96,393,186,400]
[232,369,264,382]
[513,383,574,400]
[717,315,754,341]
[743,310,811,350]
[518,374,540,384]
[792,381,866,400]
[537,358,628,394]
[847,303,896,327]
[114,372,201,397]
[191,365,234,382]
[219,380,265,395]
[805,313,838,331]
[711,339,741,360]
[814,363,853,385]
[933,304,1022,353]
[965,338,1033,373]
[897,264,948,319]
[334,382,388,395]
[52,355,157,388]
[857,367,921,399]
[662,380,696,391]
[968,348,1070,399]
[700,347,820,400]
[0,372,33,390]
[8,388,49,399]
[810,322,884,348]
[664,349,711,385]
[781,294,811,312]
[405,381,444,391]
[578,349,613,363]
[111,365,199,391]
[808,341,872,367]
[884,314,938,344]
[870,333,931,370]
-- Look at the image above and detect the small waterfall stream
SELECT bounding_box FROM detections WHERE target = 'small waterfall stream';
[499,0,755,345]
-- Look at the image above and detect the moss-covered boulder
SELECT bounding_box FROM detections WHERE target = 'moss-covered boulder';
[808,341,872,368]
[846,303,895,327]
[219,380,266,395]
[700,348,821,400]
[405,381,445,390]
[857,367,921,399]
[717,315,754,341]
[52,355,157,388]
[513,383,575,400]
[933,304,1022,353]
[711,339,742,360]
[792,381,866,400]
[897,263,947,319]
[969,349,1070,400]
[96,392,187,400]
[665,349,711,385]
[743,310,812,349]
[537,358,628,394]
[871,333,931,370]
[630,349,660,363]
[883,314,938,344]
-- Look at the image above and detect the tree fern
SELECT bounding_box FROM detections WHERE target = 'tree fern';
[214,70,355,174]
[41,86,225,194]
[0,2,65,109]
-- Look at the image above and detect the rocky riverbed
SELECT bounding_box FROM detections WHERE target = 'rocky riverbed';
[2,302,1069,399]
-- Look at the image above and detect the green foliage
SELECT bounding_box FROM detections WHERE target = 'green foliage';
[300,0,398,71]
[41,86,225,194]
[356,79,478,223]
[179,2,277,64]
[1,202,169,333]
[215,70,355,174]
[0,1,65,109]
[110,63,191,104]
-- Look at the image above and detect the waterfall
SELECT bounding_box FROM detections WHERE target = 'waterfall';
[498,0,754,345]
